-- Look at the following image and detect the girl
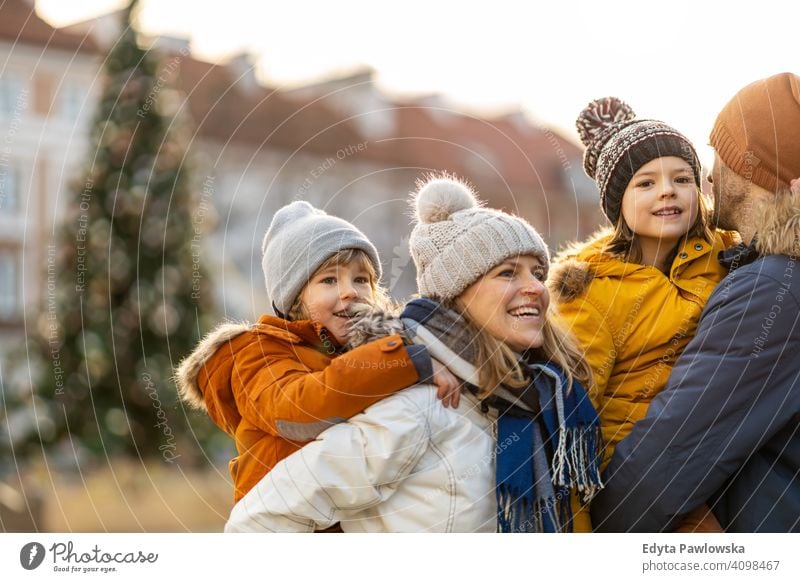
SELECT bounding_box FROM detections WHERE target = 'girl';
[549,98,739,530]
[176,201,458,501]
[225,176,603,533]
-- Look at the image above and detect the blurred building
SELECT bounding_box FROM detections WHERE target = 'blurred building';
[1,0,602,346]
[0,0,100,352]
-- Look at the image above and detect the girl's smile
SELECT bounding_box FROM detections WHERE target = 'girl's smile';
[621,156,699,269]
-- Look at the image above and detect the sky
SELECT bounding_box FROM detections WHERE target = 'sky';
[36,0,799,168]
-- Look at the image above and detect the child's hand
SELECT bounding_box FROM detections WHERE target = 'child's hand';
[432,358,461,408]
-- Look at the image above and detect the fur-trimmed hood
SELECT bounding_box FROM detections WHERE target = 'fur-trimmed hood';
[547,229,613,303]
[754,181,800,256]
[175,321,254,412]
[549,259,596,304]
[548,225,742,303]
[175,314,334,414]
[175,308,408,415]
[175,307,412,425]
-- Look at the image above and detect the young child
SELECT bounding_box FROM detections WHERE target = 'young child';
[177,201,452,501]
[549,98,739,531]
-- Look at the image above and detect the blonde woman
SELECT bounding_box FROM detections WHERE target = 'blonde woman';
[225,176,603,533]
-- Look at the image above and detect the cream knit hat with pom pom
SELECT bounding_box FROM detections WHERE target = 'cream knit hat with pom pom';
[409,175,550,300]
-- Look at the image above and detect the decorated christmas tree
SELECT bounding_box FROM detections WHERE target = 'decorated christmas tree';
[1,0,218,464]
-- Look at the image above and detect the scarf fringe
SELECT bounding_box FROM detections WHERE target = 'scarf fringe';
[553,425,604,503]
[497,484,562,533]
[545,364,604,504]
[496,364,605,533]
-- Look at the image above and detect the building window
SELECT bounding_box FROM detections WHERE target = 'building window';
[0,165,18,212]
[0,249,19,321]
[0,76,26,117]
[60,85,84,121]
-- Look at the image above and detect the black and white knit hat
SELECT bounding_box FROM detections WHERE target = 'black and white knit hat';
[576,97,701,224]
[409,175,549,300]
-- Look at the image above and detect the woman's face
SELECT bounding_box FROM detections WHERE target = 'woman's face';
[458,255,549,352]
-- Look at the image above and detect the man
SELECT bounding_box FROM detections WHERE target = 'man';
[591,72,800,532]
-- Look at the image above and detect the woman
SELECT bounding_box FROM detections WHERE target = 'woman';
[225,176,603,533]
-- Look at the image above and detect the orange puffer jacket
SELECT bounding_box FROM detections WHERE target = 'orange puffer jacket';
[177,314,424,501]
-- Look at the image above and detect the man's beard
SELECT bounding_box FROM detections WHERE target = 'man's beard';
[712,175,751,232]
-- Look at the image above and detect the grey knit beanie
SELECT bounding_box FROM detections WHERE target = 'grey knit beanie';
[409,176,550,300]
[261,201,382,316]
[576,97,701,224]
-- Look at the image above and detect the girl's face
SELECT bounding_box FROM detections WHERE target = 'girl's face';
[621,156,699,246]
[298,260,374,344]
[458,255,549,352]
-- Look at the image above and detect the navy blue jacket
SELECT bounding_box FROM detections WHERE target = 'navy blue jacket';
[591,246,800,532]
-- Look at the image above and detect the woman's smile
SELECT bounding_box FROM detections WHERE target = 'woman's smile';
[459,255,550,352]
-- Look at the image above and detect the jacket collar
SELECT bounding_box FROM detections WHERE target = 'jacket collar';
[256,314,343,351]
[549,231,720,302]
[175,314,344,414]
[175,320,253,412]
[718,240,760,272]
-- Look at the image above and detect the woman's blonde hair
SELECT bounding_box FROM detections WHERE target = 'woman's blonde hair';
[287,248,392,320]
[604,187,714,266]
[443,296,593,398]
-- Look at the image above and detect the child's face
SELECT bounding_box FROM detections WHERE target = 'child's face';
[457,255,550,352]
[621,156,699,245]
[298,260,374,344]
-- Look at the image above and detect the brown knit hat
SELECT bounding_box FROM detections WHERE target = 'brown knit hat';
[577,97,701,224]
[710,72,800,192]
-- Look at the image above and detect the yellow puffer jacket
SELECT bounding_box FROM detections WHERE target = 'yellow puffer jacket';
[549,229,739,468]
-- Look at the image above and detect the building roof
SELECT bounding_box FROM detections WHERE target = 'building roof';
[0,0,98,53]
[355,100,581,194]
[9,1,584,199]
[171,56,363,157]
[183,64,583,194]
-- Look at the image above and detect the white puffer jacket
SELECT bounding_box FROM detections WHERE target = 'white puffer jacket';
[225,320,500,533]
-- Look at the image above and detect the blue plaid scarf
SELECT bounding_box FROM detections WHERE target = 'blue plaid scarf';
[492,363,603,532]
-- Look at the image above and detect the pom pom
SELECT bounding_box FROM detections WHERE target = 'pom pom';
[576,97,635,147]
[414,175,478,224]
